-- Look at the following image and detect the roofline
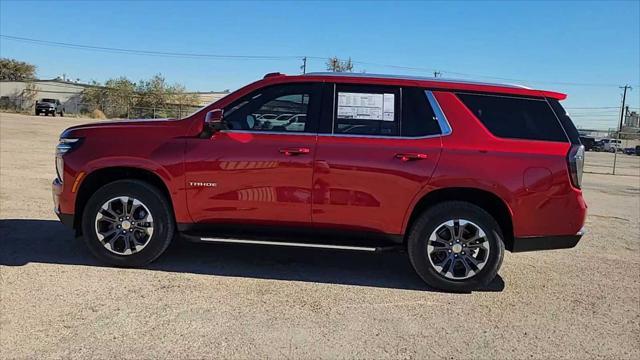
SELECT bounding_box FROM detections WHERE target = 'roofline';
[304,72,531,89]
[293,72,566,100]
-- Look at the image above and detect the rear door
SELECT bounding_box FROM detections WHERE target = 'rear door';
[312,85,444,235]
[185,83,322,226]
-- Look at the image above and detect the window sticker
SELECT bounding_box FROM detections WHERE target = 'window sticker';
[337,92,395,121]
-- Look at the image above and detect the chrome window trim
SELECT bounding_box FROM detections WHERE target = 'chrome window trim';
[218,129,444,140]
[219,130,317,137]
[320,133,443,140]
[425,90,452,136]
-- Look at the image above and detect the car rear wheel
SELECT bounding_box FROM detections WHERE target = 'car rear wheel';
[407,201,504,292]
[81,179,174,267]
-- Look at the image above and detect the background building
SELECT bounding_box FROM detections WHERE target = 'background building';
[0,79,228,115]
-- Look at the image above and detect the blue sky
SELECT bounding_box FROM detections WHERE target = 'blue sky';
[1,0,638,129]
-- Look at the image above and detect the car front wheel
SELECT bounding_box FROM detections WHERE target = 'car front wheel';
[81,179,174,267]
[407,201,505,292]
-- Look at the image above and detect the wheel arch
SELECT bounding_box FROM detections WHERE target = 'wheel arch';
[73,166,174,235]
[404,187,515,250]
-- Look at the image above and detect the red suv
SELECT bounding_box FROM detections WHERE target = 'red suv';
[52,72,586,292]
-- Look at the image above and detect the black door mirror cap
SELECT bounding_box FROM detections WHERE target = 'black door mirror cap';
[205,109,224,131]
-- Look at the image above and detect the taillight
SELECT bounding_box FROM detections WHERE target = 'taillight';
[567,144,584,189]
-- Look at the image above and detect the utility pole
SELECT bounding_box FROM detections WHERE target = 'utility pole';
[613,85,631,175]
[301,57,307,74]
[433,71,441,78]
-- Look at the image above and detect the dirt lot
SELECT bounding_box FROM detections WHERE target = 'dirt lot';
[1,112,639,359]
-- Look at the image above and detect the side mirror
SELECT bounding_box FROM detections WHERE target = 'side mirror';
[205,109,224,131]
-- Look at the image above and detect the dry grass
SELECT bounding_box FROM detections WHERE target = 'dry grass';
[90,109,106,119]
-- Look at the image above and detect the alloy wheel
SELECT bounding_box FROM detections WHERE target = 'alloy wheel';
[427,219,491,280]
[94,196,154,255]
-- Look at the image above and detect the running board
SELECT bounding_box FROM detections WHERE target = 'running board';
[198,237,397,252]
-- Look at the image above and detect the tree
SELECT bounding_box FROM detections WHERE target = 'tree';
[326,56,354,72]
[82,74,199,118]
[0,58,37,81]
[22,82,39,105]
[82,77,136,117]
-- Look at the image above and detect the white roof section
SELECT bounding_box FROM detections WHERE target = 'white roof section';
[303,72,531,89]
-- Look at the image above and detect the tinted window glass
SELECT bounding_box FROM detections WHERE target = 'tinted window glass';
[548,99,581,145]
[223,83,320,133]
[457,93,568,142]
[333,85,399,136]
[402,88,441,136]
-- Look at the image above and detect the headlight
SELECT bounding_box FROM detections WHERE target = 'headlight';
[56,138,80,182]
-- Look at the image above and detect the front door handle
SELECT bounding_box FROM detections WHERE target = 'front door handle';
[279,147,311,156]
[395,153,428,161]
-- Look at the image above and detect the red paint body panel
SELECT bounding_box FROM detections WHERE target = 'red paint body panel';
[424,91,586,237]
[312,135,441,234]
[183,131,316,225]
[56,118,192,224]
[53,73,585,244]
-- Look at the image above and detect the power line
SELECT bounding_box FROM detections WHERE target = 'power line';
[2,34,637,88]
[0,35,302,60]
[565,106,623,109]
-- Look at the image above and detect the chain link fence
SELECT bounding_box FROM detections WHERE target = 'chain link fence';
[582,131,640,176]
[0,94,202,119]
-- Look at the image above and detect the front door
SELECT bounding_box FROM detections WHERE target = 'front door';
[185,83,322,227]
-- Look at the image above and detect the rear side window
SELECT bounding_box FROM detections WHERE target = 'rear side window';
[402,88,441,137]
[457,93,568,142]
[333,85,400,136]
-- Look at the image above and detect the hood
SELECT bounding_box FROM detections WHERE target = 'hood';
[60,117,185,139]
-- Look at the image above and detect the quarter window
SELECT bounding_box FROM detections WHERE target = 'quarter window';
[457,93,568,142]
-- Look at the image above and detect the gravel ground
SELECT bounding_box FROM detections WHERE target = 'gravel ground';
[1,112,639,359]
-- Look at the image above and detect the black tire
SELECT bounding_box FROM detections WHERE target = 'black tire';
[59,111,64,117]
[52,111,56,117]
[407,201,505,292]
[81,179,175,267]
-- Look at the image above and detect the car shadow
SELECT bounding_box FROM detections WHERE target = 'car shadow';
[0,219,504,292]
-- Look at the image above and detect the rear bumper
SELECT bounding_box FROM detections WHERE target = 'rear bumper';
[510,228,585,252]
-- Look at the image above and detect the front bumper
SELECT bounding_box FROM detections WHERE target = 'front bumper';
[511,228,585,252]
[52,178,74,229]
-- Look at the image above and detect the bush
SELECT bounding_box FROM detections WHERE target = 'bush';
[90,109,106,119]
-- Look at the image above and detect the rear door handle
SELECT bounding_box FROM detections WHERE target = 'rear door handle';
[395,153,428,161]
[279,147,311,156]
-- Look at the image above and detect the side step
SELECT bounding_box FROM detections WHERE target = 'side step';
[196,237,399,252]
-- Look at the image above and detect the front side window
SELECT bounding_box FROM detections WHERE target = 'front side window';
[223,83,321,133]
[333,85,400,136]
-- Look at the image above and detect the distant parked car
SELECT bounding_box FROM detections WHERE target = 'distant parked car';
[579,136,596,151]
[36,98,64,116]
[601,138,622,153]
[636,146,640,156]
[592,140,604,152]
